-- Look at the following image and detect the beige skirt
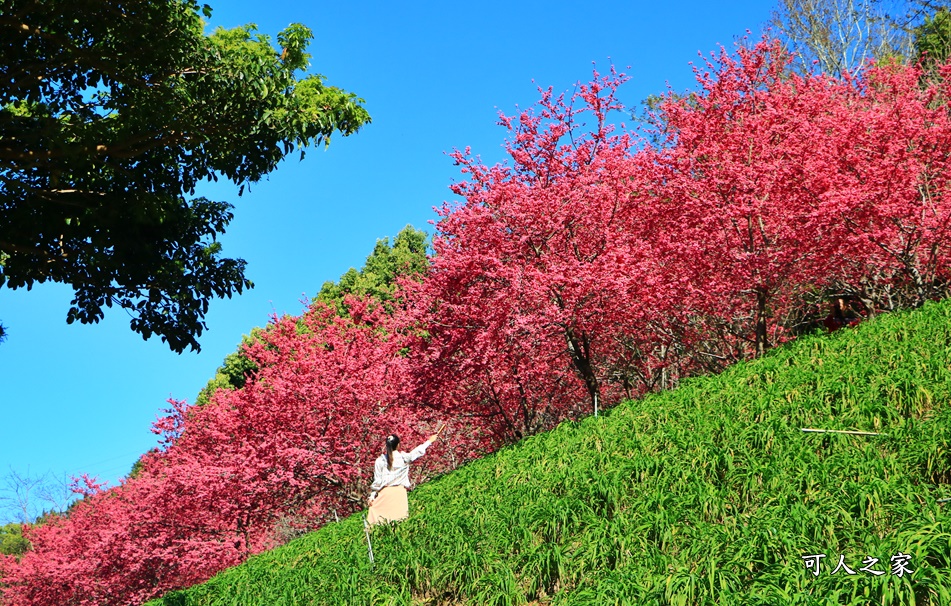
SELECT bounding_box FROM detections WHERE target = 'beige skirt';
[366,485,409,527]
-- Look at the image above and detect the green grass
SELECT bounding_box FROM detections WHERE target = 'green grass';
[147,301,951,605]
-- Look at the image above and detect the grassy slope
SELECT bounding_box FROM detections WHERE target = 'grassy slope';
[149,301,951,606]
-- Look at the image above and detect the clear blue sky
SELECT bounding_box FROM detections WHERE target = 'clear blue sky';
[0,0,775,523]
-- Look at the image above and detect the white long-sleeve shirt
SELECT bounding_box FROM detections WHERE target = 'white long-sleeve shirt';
[368,439,432,500]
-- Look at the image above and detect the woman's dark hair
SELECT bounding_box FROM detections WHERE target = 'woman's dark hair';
[385,434,400,470]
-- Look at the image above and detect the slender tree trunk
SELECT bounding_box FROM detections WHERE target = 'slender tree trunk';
[902,253,928,307]
[659,344,669,390]
[564,327,602,414]
[755,287,770,358]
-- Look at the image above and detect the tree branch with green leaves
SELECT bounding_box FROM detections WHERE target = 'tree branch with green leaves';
[0,0,371,353]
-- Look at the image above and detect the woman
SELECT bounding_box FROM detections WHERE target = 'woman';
[366,429,441,527]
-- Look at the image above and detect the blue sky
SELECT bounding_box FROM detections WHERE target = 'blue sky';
[0,0,775,523]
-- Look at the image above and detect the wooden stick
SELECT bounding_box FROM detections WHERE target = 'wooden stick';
[800,428,884,436]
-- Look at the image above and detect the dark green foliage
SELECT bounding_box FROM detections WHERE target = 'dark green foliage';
[0,0,371,352]
[146,300,951,605]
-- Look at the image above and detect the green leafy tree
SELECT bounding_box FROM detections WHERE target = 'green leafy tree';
[193,330,262,406]
[315,225,430,313]
[0,0,371,353]
[0,523,29,557]
[915,8,951,73]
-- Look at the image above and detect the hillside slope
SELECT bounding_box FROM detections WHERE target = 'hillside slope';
[149,301,951,605]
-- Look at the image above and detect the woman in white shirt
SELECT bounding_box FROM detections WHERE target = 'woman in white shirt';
[366,431,440,526]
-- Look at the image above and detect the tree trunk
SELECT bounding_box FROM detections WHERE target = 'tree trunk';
[755,288,770,358]
[564,327,602,414]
